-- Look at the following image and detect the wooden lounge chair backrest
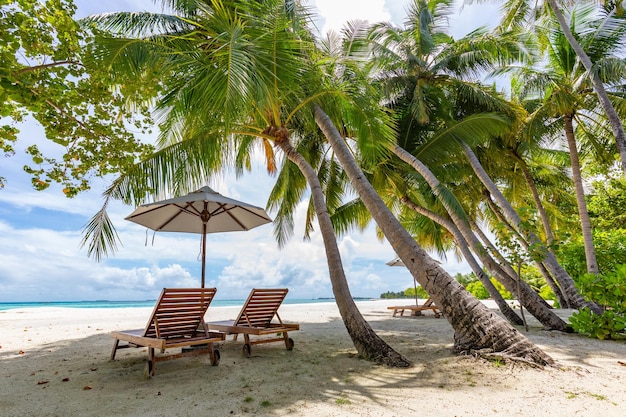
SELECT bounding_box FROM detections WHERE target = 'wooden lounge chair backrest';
[234,288,288,328]
[143,288,217,339]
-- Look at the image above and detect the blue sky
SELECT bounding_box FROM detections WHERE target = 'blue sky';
[0,0,500,302]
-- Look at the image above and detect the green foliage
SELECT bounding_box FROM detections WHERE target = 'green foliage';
[1,0,155,195]
[587,175,626,230]
[464,278,513,300]
[404,286,429,299]
[492,279,513,299]
[520,265,558,305]
[569,265,626,340]
[538,285,557,304]
[380,291,408,299]
[380,286,428,299]
[576,266,626,313]
[466,281,490,299]
[557,229,626,279]
[569,308,626,340]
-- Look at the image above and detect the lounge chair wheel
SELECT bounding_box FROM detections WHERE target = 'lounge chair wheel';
[286,338,294,351]
[243,343,251,358]
[210,349,220,366]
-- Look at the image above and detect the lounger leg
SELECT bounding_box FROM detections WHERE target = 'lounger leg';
[111,339,120,360]
[147,348,156,377]
[283,332,294,351]
[243,334,251,357]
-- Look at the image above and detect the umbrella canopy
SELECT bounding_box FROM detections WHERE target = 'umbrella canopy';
[126,186,272,287]
[386,257,405,267]
[386,256,418,305]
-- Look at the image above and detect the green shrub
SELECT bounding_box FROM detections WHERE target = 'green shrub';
[569,308,626,340]
[465,279,513,300]
[557,229,626,279]
[404,286,429,299]
[466,281,490,299]
[492,279,513,300]
[569,265,626,340]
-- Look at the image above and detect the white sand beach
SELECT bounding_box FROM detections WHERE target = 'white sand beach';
[1,300,625,417]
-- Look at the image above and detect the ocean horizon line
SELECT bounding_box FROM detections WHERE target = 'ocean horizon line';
[0,297,377,311]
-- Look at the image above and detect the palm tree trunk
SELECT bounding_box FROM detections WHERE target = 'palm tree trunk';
[273,128,410,367]
[469,216,568,307]
[512,152,556,246]
[462,141,603,314]
[400,196,524,325]
[391,145,566,329]
[546,0,626,176]
[482,192,570,308]
[314,104,554,365]
[563,115,599,274]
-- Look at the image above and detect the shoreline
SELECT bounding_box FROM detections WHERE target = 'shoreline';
[0,298,358,312]
[1,300,625,416]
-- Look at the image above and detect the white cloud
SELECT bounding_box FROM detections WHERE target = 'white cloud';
[314,0,391,34]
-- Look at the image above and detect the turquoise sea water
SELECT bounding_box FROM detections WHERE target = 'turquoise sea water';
[0,298,362,311]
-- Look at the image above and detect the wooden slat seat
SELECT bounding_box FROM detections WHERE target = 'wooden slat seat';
[387,298,442,318]
[206,288,300,357]
[110,288,225,376]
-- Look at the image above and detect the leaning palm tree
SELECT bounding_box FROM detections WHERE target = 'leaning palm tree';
[82,0,410,366]
[312,103,553,364]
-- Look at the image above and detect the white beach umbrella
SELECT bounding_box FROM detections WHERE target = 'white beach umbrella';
[125,186,272,287]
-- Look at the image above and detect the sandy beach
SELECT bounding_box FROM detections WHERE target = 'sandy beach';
[1,299,625,416]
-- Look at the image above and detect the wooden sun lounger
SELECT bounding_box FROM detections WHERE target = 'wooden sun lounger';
[387,298,442,318]
[206,288,300,357]
[110,288,225,376]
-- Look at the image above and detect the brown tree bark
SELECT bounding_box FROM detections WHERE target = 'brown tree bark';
[563,115,598,274]
[400,195,524,326]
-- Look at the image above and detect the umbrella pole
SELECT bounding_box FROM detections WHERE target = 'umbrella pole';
[201,221,207,288]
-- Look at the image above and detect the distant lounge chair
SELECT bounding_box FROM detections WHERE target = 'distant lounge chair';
[206,288,300,357]
[110,288,225,376]
[387,298,442,318]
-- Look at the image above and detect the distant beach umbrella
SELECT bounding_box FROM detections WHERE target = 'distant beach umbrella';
[386,256,442,305]
[385,257,405,267]
[125,186,272,287]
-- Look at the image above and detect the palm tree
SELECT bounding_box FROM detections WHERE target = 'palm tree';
[392,145,567,330]
[399,193,526,326]
[82,0,410,367]
[496,0,626,176]
[482,131,575,306]
[513,2,626,276]
[462,141,602,313]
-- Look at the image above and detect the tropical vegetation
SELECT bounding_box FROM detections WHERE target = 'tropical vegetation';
[3,0,626,358]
